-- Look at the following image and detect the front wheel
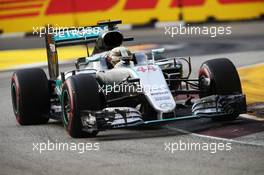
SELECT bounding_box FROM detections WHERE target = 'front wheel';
[199,58,243,121]
[61,74,104,138]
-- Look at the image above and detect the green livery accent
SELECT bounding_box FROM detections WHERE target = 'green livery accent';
[56,79,62,87]
[143,115,199,125]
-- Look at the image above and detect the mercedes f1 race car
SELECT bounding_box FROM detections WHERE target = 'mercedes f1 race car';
[11,20,247,138]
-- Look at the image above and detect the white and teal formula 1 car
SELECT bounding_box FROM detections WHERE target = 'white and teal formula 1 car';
[11,20,246,138]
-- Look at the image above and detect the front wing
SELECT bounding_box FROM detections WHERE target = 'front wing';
[80,94,247,131]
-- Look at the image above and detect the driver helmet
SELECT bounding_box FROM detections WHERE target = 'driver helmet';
[107,46,132,66]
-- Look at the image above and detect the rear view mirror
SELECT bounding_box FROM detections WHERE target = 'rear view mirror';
[151,48,165,64]
[75,57,86,69]
[151,48,165,54]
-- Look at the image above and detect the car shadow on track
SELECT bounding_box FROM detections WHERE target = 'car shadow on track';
[44,116,264,141]
[95,125,189,141]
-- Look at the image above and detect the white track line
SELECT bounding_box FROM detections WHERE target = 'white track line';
[165,124,264,147]
[240,114,264,121]
[117,24,132,30]
[0,32,25,38]
[155,21,185,28]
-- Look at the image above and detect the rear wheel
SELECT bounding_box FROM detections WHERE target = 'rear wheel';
[11,68,50,125]
[61,74,104,138]
[199,58,242,120]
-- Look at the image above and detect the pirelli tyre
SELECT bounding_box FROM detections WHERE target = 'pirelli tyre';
[61,74,104,138]
[199,58,242,120]
[11,68,50,125]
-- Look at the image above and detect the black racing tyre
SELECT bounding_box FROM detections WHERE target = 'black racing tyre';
[199,58,242,120]
[199,58,242,97]
[61,74,104,138]
[11,68,50,125]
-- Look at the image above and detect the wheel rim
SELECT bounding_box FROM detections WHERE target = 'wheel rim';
[11,83,19,114]
[200,76,211,90]
[199,67,213,97]
[62,90,71,125]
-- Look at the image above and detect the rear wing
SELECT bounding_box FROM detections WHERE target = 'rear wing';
[52,25,108,47]
[45,20,133,79]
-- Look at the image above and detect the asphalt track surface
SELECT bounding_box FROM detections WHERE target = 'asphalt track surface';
[0,21,264,175]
